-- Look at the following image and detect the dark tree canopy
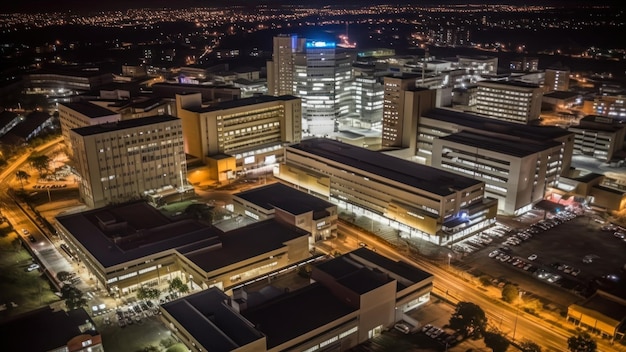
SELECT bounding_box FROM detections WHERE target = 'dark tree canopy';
[502,283,519,303]
[567,332,597,352]
[449,302,488,338]
[484,331,510,352]
[521,340,542,352]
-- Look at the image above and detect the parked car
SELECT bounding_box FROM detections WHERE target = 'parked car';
[528,254,538,261]
[27,263,40,271]
[394,322,411,334]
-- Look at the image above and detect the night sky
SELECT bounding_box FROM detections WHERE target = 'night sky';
[0,0,613,13]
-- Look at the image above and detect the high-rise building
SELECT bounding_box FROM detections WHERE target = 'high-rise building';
[382,74,436,151]
[69,115,187,208]
[509,57,539,72]
[267,34,305,96]
[476,80,543,124]
[295,41,354,136]
[544,66,570,93]
[350,76,384,129]
[58,101,121,153]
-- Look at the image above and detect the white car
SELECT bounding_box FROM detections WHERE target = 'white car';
[528,254,538,261]
[27,263,40,271]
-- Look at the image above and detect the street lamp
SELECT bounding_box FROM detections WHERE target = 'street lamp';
[512,290,524,342]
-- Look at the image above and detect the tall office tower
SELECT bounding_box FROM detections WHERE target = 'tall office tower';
[352,76,384,129]
[176,93,302,181]
[69,115,187,208]
[295,40,354,136]
[59,101,121,154]
[476,80,543,124]
[267,34,306,96]
[381,74,436,151]
[544,65,570,93]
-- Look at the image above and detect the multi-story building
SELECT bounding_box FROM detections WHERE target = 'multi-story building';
[456,55,498,76]
[416,108,574,175]
[150,82,241,103]
[176,93,301,181]
[351,76,384,129]
[591,95,626,120]
[475,80,543,124]
[544,65,570,93]
[432,131,564,215]
[509,57,539,72]
[55,200,312,296]
[58,101,121,153]
[233,183,338,246]
[295,41,354,136]
[69,115,187,208]
[382,75,436,151]
[159,248,434,352]
[267,34,306,96]
[276,138,497,245]
[569,115,626,162]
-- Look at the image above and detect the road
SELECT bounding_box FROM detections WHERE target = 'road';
[336,221,625,352]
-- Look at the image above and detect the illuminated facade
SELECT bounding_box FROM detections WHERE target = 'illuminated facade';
[267,34,305,96]
[69,115,187,208]
[432,131,564,216]
[59,101,121,154]
[476,80,543,124]
[568,115,626,162]
[176,93,301,179]
[276,138,497,245]
[544,66,570,93]
[160,248,434,352]
[382,75,436,151]
[295,41,354,136]
[55,201,311,297]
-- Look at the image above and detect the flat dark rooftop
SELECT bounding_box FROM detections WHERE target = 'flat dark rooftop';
[422,108,573,141]
[316,248,433,293]
[478,80,540,89]
[72,115,178,136]
[0,307,97,351]
[56,201,219,267]
[568,172,603,183]
[290,138,482,197]
[60,101,119,118]
[544,91,580,100]
[234,183,333,214]
[186,95,298,113]
[8,111,52,137]
[242,283,357,349]
[350,248,433,284]
[161,288,264,351]
[440,130,562,157]
[184,219,309,273]
[0,110,18,127]
[579,292,626,323]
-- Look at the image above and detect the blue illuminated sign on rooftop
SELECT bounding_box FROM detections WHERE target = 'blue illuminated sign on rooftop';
[306,41,336,49]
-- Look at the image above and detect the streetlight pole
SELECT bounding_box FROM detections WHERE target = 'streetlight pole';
[512,290,524,342]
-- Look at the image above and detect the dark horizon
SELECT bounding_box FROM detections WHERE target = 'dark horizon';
[0,0,617,13]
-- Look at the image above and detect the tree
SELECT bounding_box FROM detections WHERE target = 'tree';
[169,277,189,295]
[27,154,50,177]
[449,302,488,338]
[479,275,492,287]
[502,283,519,303]
[483,330,510,352]
[567,332,597,352]
[57,271,72,282]
[15,170,29,189]
[137,286,161,301]
[520,340,542,352]
[61,285,87,310]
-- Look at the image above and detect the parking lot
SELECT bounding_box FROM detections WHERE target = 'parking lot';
[456,210,626,309]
